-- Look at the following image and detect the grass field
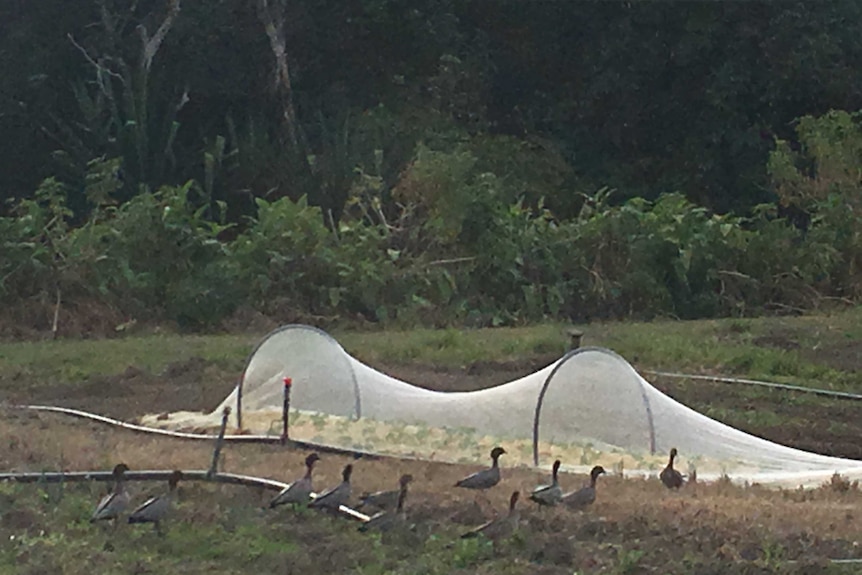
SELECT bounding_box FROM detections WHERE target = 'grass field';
[2,309,862,574]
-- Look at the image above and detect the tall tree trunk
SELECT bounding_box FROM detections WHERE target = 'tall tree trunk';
[257,0,299,149]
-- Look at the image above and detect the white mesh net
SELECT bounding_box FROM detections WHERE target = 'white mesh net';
[141,324,862,487]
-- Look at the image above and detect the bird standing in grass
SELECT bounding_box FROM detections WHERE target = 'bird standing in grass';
[461,491,520,541]
[359,473,414,511]
[91,463,131,528]
[530,459,563,507]
[660,447,684,490]
[270,453,320,508]
[561,465,606,511]
[309,463,352,512]
[128,470,182,535]
[455,446,505,490]
[359,474,412,533]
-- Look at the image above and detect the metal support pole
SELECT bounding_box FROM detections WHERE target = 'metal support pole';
[236,376,243,430]
[281,377,292,445]
[208,406,231,478]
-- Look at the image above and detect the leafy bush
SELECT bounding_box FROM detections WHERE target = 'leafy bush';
[1,178,76,302]
[767,109,862,297]
[70,180,237,327]
[6,109,862,333]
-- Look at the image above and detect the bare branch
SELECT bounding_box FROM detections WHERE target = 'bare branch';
[425,256,478,267]
[99,0,116,40]
[67,33,124,84]
[51,286,61,340]
[716,269,758,283]
[176,85,190,111]
[141,0,181,71]
[818,295,856,306]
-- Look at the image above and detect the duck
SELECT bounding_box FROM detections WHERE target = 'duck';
[128,470,182,535]
[561,465,606,510]
[308,463,352,512]
[660,447,684,489]
[91,463,131,527]
[358,474,412,533]
[455,447,505,490]
[359,473,414,511]
[461,491,520,541]
[270,453,320,508]
[529,459,563,507]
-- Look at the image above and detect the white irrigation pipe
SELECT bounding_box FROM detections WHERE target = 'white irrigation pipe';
[7,403,481,474]
[5,404,381,521]
[13,404,280,441]
[0,468,370,522]
[642,370,862,401]
[11,404,382,459]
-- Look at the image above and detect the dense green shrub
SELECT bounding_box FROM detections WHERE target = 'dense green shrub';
[768,109,862,298]
[3,110,862,332]
[0,178,86,306]
[77,181,237,326]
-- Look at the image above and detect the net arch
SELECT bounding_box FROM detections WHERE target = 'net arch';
[230,324,362,427]
[142,324,862,487]
[532,347,657,466]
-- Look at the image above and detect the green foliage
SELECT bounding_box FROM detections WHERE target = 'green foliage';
[767,109,862,297]
[6,1,862,218]
[6,107,862,329]
[97,182,236,326]
[233,194,388,320]
[392,143,480,245]
[0,177,74,301]
[768,110,862,211]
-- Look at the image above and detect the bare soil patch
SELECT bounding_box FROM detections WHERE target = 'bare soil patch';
[802,338,862,373]
[9,356,236,419]
[745,320,862,373]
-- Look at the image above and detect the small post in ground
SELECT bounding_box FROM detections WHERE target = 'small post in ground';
[281,377,292,445]
[564,327,584,351]
[207,406,231,479]
[236,376,243,430]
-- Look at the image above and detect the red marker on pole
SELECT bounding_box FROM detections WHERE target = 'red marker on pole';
[282,377,292,445]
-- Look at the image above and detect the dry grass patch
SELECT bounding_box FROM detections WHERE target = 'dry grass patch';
[2,410,862,574]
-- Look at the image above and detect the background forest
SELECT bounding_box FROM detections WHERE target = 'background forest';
[2,0,862,335]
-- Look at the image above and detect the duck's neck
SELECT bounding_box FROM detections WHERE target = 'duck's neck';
[304,465,314,480]
[491,456,500,468]
[668,453,676,468]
